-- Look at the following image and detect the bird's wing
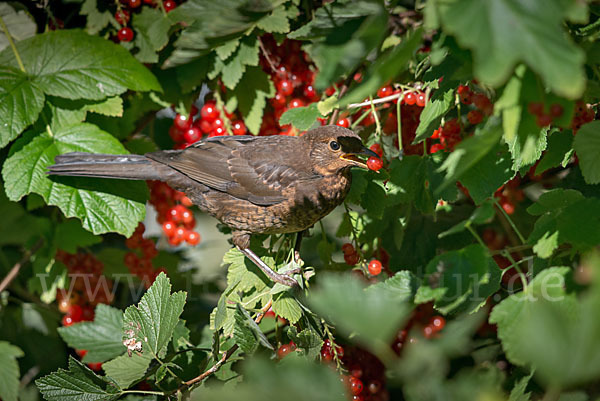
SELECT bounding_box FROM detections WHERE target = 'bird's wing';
[147,136,317,206]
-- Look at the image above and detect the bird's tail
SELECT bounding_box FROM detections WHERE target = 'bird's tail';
[47,152,169,181]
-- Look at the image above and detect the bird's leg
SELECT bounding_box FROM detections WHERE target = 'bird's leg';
[238,247,299,287]
[293,231,305,264]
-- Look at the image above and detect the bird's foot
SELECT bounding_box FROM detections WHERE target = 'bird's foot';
[238,247,299,288]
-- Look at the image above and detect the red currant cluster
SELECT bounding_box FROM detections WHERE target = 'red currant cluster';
[115,0,177,43]
[429,118,460,154]
[339,345,388,401]
[123,223,168,289]
[493,176,524,215]
[342,243,391,279]
[571,100,595,133]
[391,302,446,354]
[147,181,200,246]
[527,101,564,128]
[55,250,113,319]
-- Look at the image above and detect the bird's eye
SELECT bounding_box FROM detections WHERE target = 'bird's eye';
[329,141,341,151]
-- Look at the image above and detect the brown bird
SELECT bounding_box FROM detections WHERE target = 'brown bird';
[47,125,377,287]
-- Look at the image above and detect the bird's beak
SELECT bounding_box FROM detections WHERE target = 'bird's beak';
[340,147,379,169]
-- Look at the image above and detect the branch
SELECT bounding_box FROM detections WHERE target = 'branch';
[0,238,44,293]
[258,37,278,74]
[347,91,405,108]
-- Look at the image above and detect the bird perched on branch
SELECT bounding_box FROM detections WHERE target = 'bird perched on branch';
[48,125,377,287]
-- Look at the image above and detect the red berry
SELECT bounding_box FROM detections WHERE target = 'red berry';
[336,118,350,128]
[467,109,483,125]
[403,92,416,105]
[430,316,446,331]
[303,85,318,100]
[174,114,192,130]
[198,119,212,134]
[458,85,472,105]
[186,231,201,246]
[75,349,87,358]
[128,0,142,8]
[200,102,219,122]
[550,103,564,118]
[501,200,515,214]
[212,126,226,136]
[68,304,83,322]
[429,143,444,154]
[423,325,435,338]
[183,127,201,143]
[342,243,355,255]
[416,92,426,107]
[163,0,177,12]
[115,10,130,25]
[367,156,383,171]
[473,93,492,114]
[117,27,134,42]
[277,343,293,359]
[87,362,102,371]
[277,80,294,96]
[288,98,305,109]
[81,306,95,321]
[162,221,176,236]
[369,143,383,157]
[344,252,360,266]
[349,377,364,396]
[58,297,71,314]
[527,102,544,116]
[536,113,552,127]
[211,118,224,130]
[368,259,382,275]
[377,85,393,99]
[232,121,247,135]
[62,315,74,326]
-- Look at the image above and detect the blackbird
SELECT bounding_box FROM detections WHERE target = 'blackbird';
[48,125,377,287]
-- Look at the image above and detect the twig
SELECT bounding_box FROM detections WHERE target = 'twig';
[329,84,350,125]
[0,15,26,73]
[347,92,405,108]
[179,299,273,390]
[0,239,44,293]
[258,37,278,74]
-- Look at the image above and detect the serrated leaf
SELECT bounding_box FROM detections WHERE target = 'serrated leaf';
[536,129,574,175]
[0,67,45,149]
[287,327,323,360]
[230,66,275,134]
[0,341,23,401]
[131,7,173,64]
[233,304,273,353]
[0,29,160,101]
[489,267,575,366]
[435,0,586,98]
[308,273,411,352]
[215,39,240,60]
[219,36,260,90]
[317,96,338,116]
[414,89,454,143]
[36,357,120,401]
[272,293,302,324]
[123,273,187,356]
[573,121,600,184]
[84,97,124,117]
[0,3,36,51]
[257,6,290,33]
[2,123,148,236]
[279,103,321,131]
[533,231,559,259]
[58,304,125,363]
[526,189,584,216]
[102,352,152,390]
[81,0,115,35]
[366,271,420,302]
[509,372,534,401]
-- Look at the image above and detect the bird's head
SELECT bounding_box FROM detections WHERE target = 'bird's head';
[302,125,379,175]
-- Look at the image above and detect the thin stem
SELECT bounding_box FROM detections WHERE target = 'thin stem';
[121,390,165,396]
[503,251,529,292]
[0,239,44,293]
[0,16,26,73]
[465,224,486,249]
[369,96,382,135]
[258,37,278,74]
[396,94,403,155]
[493,198,526,244]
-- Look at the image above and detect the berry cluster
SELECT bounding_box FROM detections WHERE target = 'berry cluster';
[493,176,524,215]
[342,243,390,278]
[391,302,446,354]
[148,181,200,246]
[115,0,177,43]
[123,223,167,289]
[527,101,564,127]
[571,100,595,133]
[339,346,388,401]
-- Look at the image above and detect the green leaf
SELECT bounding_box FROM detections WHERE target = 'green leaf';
[414,89,454,143]
[526,188,584,216]
[435,0,586,98]
[437,117,503,195]
[58,304,126,363]
[233,303,273,353]
[535,129,574,175]
[131,7,173,64]
[489,267,575,366]
[256,5,290,33]
[123,273,187,356]
[81,0,115,35]
[533,231,559,259]
[340,28,423,107]
[0,341,24,401]
[84,97,124,117]
[3,123,148,236]
[0,67,45,149]
[439,200,495,238]
[272,293,302,324]
[55,218,102,253]
[213,36,259,90]
[286,327,323,360]
[509,372,534,401]
[573,121,600,184]
[366,271,420,302]
[308,273,411,352]
[36,357,120,401]
[421,244,490,313]
[0,3,36,51]
[0,30,160,101]
[102,352,152,390]
[279,103,321,131]
[229,66,275,134]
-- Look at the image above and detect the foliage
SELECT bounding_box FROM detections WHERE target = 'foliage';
[1,1,600,401]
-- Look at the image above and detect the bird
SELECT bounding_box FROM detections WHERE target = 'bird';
[47,125,378,287]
